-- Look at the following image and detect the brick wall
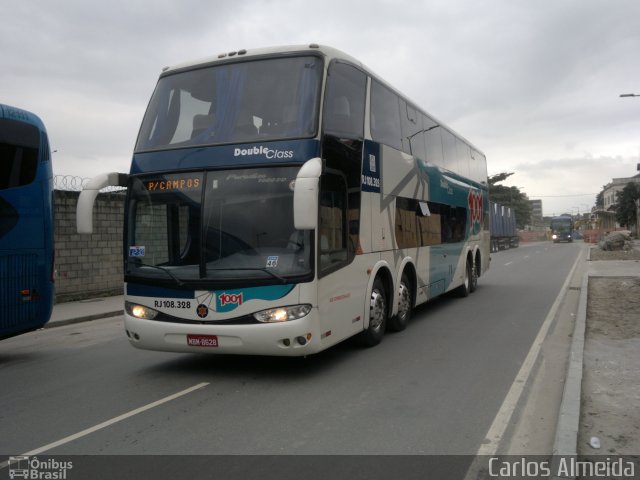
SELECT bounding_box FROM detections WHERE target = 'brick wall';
[54,190,125,302]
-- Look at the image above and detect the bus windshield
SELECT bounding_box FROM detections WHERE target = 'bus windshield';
[550,217,572,232]
[0,118,40,190]
[126,167,312,285]
[135,56,322,152]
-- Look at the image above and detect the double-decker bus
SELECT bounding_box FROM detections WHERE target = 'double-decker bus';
[77,44,489,356]
[1,104,54,339]
[550,215,574,243]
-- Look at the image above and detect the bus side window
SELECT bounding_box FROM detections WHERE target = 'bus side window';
[318,172,348,275]
[441,205,467,243]
[441,129,457,173]
[370,80,402,151]
[323,62,366,139]
[424,115,444,168]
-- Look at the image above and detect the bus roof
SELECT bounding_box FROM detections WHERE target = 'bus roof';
[160,44,364,75]
[0,103,47,132]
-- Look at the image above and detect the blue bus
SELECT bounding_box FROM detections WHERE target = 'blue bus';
[0,104,55,339]
[78,45,489,356]
[550,215,574,243]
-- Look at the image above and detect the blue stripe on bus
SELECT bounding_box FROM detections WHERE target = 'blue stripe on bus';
[212,284,295,313]
[130,139,321,174]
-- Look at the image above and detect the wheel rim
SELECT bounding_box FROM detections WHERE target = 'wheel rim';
[397,281,411,321]
[370,289,386,331]
[471,262,478,289]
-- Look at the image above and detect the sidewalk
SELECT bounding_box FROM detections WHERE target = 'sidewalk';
[552,239,640,463]
[47,295,124,328]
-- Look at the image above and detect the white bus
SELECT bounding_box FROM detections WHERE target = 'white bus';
[77,44,489,356]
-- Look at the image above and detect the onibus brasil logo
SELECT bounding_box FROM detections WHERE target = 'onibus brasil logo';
[7,456,72,479]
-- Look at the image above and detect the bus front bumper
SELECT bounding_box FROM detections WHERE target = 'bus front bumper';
[124,310,323,356]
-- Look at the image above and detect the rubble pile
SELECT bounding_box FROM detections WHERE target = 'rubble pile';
[599,231,633,251]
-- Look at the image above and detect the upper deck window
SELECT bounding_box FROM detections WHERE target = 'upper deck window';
[323,62,366,139]
[135,56,322,152]
[370,81,402,151]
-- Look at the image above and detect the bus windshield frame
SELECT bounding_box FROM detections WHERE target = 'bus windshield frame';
[125,167,313,289]
[134,55,323,153]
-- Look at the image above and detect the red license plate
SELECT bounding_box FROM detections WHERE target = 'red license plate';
[187,334,218,347]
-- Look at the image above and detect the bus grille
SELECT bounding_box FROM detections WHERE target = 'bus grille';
[0,253,39,330]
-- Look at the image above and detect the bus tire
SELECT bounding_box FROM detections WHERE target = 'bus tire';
[456,259,473,298]
[388,272,412,332]
[358,277,387,347]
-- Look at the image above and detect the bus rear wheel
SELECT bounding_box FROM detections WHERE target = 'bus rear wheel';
[456,259,474,298]
[388,272,412,332]
[358,277,387,347]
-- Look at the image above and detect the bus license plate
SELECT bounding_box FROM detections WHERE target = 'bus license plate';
[187,334,218,347]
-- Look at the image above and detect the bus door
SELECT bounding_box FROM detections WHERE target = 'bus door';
[316,164,364,344]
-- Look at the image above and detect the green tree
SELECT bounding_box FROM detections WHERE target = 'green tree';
[488,172,514,186]
[488,172,532,229]
[595,186,605,209]
[615,182,640,228]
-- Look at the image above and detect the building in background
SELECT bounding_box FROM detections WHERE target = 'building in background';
[602,174,640,211]
[529,199,543,226]
[594,172,640,233]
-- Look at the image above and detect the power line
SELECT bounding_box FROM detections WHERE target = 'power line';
[527,193,597,198]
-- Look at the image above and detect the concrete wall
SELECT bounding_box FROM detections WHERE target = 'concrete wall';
[54,190,125,303]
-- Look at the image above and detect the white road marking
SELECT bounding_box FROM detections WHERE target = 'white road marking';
[504,262,513,266]
[3,382,209,462]
[464,250,583,479]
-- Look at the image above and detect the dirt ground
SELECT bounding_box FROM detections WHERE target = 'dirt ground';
[590,247,640,261]
[578,268,640,456]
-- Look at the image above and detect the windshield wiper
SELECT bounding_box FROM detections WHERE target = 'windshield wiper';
[208,267,288,284]
[127,260,185,287]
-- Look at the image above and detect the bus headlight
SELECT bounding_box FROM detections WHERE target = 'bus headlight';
[253,304,312,323]
[552,234,558,240]
[125,301,158,320]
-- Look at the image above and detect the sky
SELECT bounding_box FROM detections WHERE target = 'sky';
[3,0,640,216]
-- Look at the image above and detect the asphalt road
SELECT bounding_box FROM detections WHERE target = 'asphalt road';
[0,242,582,476]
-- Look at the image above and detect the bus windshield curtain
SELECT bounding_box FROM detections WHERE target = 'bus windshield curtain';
[148,86,179,147]
[212,64,247,143]
[288,60,319,137]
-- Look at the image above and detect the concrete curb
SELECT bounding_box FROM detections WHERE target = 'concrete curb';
[44,310,124,329]
[550,271,588,478]
[46,295,125,330]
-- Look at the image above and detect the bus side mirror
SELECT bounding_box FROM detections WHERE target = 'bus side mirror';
[77,172,128,234]
[293,157,322,231]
